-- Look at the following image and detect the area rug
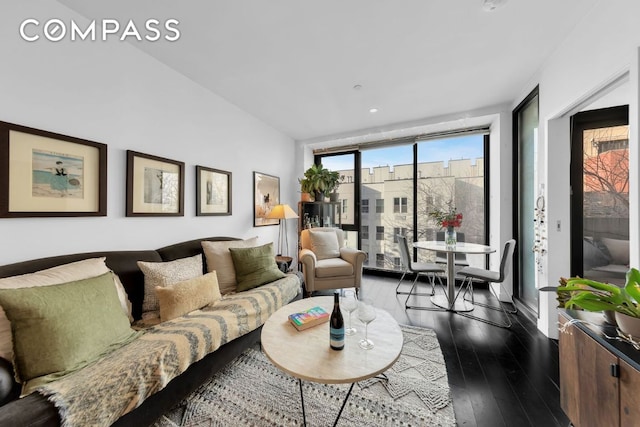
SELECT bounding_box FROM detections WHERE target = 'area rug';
[153,324,455,427]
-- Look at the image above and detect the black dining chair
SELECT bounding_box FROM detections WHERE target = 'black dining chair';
[455,239,518,328]
[395,235,446,310]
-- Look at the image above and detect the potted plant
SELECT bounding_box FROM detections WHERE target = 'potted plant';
[298,164,334,202]
[325,170,343,202]
[557,267,640,336]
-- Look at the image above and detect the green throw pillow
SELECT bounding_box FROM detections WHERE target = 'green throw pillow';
[229,243,286,292]
[0,272,138,383]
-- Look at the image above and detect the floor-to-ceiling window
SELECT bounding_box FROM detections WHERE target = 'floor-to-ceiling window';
[513,87,539,312]
[316,131,488,273]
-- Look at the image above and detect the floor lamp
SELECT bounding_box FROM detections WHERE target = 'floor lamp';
[266,204,299,257]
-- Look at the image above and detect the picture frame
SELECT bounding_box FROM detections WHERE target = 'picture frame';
[196,165,232,216]
[253,171,280,227]
[126,150,184,216]
[0,121,107,218]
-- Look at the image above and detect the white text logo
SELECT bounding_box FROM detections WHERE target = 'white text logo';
[19,18,180,42]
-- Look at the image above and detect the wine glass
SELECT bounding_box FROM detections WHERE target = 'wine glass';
[357,299,377,350]
[341,290,358,336]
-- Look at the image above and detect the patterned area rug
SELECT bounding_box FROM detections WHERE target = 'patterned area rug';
[154,324,455,427]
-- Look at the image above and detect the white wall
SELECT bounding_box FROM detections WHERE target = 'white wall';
[529,0,640,337]
[0,2,297,264]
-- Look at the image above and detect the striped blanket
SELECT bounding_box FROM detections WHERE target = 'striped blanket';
[36,275,300,427]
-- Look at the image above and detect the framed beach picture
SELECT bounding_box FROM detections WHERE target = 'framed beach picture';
[126,150,184,216]
[0,121,107,217]
[253,171,279,227]
[196,166,231,216]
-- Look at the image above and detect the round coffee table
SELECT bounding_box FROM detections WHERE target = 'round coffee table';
[261,296,403,426]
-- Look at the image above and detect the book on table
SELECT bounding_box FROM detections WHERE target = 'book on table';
[288,306,330,331]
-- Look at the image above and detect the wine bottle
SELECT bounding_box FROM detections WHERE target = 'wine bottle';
[330,291,345,350]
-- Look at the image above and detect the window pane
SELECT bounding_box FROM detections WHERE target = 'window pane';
[319,154,355,226]
[362,145,413,271]
[361,199,369,213]
[416,135,485,267]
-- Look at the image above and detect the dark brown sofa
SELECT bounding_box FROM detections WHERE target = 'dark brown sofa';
[0,236,301,427]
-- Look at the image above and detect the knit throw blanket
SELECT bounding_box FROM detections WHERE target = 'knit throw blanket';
[36,276,301,427]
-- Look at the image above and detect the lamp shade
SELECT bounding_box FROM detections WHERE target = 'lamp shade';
[266,204,299,220]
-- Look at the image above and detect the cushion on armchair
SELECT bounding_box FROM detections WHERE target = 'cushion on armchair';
[315,258,354,278]
[308,230,340,260]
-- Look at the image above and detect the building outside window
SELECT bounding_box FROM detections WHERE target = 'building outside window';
[393,197,408,213]
[376,199,384,213]
[376,253,385,268]
[393,227,407,243]
[361,199,369,213]
[376,226,384,240]
[393,257,401,269]
[362,225,369,240]
[342,199,348,214]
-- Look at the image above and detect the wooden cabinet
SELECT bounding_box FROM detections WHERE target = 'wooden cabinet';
[298,202,341,231]
[559,312,640,427]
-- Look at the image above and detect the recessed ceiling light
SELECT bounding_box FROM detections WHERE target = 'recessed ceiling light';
[369,108,378,113]
[482,0,507,11]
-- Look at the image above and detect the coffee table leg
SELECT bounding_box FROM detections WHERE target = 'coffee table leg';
[297,380,354,426]
[333,383,355,427]
[299,379,307,427]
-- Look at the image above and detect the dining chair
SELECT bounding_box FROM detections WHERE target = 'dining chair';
[435,231,469,266]
[395,235,446,310]
[455,239,518,328]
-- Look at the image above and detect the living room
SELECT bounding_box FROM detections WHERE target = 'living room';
[0,1,639,426]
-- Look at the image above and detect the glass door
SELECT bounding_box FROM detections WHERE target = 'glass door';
[513,88,539,312]
[571,106,629,285]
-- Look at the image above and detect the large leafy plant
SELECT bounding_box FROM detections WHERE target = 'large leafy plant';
[557,268,640,318]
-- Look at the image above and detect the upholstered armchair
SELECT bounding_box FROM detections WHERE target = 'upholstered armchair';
[299,228,367,296]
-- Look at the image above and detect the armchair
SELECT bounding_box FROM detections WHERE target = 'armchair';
[299,228,366,296]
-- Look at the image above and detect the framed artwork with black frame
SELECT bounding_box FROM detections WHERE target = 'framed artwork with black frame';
[253,171,279,227]
[126,150,184,216]
[0,121,107,218]
[196,165,231,216]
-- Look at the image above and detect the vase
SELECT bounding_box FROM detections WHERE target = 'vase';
[445,227,457,247]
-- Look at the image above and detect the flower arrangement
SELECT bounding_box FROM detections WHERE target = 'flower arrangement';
[428,201,463,229]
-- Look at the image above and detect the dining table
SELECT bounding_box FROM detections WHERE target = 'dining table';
[413,241,495,312]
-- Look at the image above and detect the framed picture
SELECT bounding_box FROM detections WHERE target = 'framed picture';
[196,166,231,216]
[126,150,184,216]
[0,121,107,217]
[253,171,280,227]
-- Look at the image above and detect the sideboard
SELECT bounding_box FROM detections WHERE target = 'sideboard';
[559,310,640,427]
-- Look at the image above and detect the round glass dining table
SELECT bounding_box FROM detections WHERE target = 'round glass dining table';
[413,241,495,312]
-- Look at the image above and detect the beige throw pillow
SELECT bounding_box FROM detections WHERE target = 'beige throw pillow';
[155,272,222,322]
[309,230,340,260]
[0,257,132,363]
[138,254,203,313]
[201,237,259,294]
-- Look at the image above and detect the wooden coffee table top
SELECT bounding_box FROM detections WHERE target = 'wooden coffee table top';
[261,296,403,384]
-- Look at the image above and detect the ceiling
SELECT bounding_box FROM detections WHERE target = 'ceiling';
[59,0,598,141]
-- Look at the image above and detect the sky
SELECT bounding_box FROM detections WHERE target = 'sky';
[320,134,484,172]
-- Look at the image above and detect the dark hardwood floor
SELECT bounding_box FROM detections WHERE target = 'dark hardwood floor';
[357,273,569,427]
